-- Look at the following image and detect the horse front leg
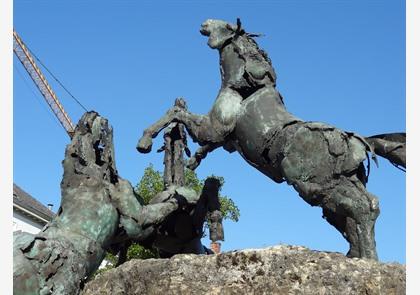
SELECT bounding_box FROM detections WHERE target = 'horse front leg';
[186,142,223,170]
[137,106,225,153]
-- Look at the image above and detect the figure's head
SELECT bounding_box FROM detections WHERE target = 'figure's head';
[200,19,238,49]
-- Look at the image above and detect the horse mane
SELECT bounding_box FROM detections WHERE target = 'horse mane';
[243,35,273,66]
[229,18,273,67]
[223,34,272,73]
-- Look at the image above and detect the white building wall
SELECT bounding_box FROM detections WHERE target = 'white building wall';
[13,209,111,270]
[13,211,45,235]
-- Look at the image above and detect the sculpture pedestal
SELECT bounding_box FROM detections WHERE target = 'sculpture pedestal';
[81,244,405,295]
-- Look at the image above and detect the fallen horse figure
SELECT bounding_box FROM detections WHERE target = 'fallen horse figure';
[137,19,406,261]
[13,112,213,295]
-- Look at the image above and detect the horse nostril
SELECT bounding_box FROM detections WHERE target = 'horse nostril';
[200,26,210,36]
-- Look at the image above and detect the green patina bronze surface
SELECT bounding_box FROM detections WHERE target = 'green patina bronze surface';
[137,18,406,261]
[14,110,225,294]
[13,112,183,295]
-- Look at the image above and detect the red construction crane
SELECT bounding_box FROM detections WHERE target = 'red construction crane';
[13,30,75,138]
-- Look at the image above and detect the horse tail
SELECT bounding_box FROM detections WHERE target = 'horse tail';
[364,133,406,171]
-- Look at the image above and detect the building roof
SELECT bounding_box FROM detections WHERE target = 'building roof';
[13,183,55,222]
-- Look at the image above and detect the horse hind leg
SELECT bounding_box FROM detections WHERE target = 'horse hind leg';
[321,177,380,260]
[322,208,364,258]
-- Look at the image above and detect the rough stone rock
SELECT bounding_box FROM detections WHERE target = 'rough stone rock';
[81,244,405,295]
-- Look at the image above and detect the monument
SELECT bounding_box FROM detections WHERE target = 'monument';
[13,18,405,295]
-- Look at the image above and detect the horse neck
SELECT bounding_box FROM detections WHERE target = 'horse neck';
[219,37,287,111]
[218,37,278,97]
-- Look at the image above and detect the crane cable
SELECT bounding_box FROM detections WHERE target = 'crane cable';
[24,42,89,113]
[14,59,64,130]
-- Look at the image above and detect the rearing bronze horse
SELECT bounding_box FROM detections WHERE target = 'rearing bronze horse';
[137,19,405,260]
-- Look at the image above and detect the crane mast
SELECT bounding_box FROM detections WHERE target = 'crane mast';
[13,30,75,138]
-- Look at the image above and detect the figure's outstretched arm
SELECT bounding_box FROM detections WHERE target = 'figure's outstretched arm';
[138,199,179,229]
[109,178,183,242]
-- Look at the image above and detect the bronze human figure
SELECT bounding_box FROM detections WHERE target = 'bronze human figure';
[137,19,405,260]
[151,98,224,257]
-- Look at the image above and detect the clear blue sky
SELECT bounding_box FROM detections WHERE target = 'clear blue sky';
[13,0,405,263]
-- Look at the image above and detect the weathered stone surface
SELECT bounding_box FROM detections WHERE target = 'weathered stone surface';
[81,245,405,295]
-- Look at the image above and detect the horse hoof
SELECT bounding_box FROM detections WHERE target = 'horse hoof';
[186,157,199,170]
[137,137,153,153]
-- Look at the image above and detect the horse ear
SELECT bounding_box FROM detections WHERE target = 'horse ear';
[235,18,243,35]
[236,18,242,30]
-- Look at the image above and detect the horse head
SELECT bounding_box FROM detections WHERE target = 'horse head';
[200,19,240,49]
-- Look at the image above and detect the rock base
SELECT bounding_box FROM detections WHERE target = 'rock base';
[81,245,405,295]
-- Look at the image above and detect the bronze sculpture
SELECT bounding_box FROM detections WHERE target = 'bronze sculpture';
[13,111,221,295]
[137,19,405,260]
[13,18,405,295]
